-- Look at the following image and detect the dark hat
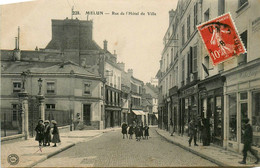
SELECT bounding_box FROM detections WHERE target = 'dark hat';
[242,118,250,123]
[38,119,44,123]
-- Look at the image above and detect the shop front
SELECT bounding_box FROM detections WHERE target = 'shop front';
[105,107,121,128]
[169,86,178,133]
[179,84,199,135]
[198,74,225,146]
[223,60,260,153]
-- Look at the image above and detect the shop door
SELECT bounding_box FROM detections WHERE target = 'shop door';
[214,96,223,146]
[110,111,114,127]
[240,102,248,144]
[83,104,91,125]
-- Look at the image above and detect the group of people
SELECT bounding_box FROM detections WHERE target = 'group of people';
[186,117,259,164]
[121,122,149,141]
[35,119,61,147]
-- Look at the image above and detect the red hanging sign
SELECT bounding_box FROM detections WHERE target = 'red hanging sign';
[197,13,246,65]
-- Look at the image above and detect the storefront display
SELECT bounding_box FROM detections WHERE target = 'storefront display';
[228,94,237,141]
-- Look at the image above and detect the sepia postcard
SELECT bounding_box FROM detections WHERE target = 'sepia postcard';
[1,0,260,167]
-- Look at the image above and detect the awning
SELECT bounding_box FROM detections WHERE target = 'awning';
[132,110,145,115]
[155,114,158,119]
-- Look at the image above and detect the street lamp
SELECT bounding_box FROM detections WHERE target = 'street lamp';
[21,71,27,91]
[38,78,43,95]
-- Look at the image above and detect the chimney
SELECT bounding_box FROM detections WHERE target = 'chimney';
[169,10,175,25]
[128,69,133,76]
[117,62,125,71]
[15,37,18,49]
[103,40,108,51]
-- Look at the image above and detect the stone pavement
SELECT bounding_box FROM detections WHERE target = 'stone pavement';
[156,128,260,167]
[1,128,120,168]
[34,127,216,167]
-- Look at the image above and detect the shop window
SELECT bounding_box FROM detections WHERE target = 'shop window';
[215,96,222,139]
[252,91,260,147]
[229,94,237,141]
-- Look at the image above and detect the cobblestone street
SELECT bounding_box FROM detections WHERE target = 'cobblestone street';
[34,128,217,167]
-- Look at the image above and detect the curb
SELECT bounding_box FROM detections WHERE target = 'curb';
[28,130,110,167]
[155,129,229,167]
[28,143,76,167]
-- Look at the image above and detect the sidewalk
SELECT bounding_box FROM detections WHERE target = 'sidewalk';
[1,128,120,168]
[156,128,260,167]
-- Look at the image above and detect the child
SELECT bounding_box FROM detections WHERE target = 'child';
[35,119,45,146]
[43,120,51,146]
[51,120,61,147]
[128,124,134,139]
[135,125,141,141]
[144,124,149,139]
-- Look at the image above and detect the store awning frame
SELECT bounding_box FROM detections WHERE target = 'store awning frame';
[132,110,145,115]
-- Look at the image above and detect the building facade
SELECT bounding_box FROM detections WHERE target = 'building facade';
[157,0,260,153]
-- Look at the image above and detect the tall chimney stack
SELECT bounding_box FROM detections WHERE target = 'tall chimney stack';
[103,40,108,51]
[18,26,20,50]
[15,37,18,49]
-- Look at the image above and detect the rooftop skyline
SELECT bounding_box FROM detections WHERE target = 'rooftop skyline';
[0,0,177,82]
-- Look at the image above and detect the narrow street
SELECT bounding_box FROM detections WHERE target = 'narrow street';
[34,128,217,167]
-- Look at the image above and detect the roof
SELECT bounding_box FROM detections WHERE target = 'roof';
[144,84,158,98]
[2,61,100,78]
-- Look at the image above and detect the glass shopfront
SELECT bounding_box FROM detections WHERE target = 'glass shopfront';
[252,91,260,148]
[228,94,237,142]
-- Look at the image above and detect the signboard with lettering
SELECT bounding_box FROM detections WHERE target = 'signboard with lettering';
[197,13,246,65]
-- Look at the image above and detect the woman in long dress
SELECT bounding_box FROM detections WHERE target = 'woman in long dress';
[51,120,61,147]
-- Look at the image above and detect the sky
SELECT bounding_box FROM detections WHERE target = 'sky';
[0,0,178,82]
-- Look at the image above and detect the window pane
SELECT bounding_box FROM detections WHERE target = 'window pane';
[47,82,55,93]
[252,91,260,147]
[229,94,237,141]
[240,92,247,100]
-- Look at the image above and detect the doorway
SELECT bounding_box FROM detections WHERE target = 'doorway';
[83,104,91,125]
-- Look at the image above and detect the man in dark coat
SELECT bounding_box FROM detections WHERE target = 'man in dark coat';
[188,119,198,147]
[239,118,259,164]
[121,122,128,139]
[35,119,45,146]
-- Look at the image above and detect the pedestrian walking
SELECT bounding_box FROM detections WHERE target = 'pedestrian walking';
[170,118,174,136]
[128,124,134,139]
[140,123,144,139]
[51,120,61,147]
[135,125,141,141]
[121,122,128,139]
[43,120,51,146]
[35,119,45,146]
[144,124,149,139]
[188,119,198,147]
[239,118,259,164]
